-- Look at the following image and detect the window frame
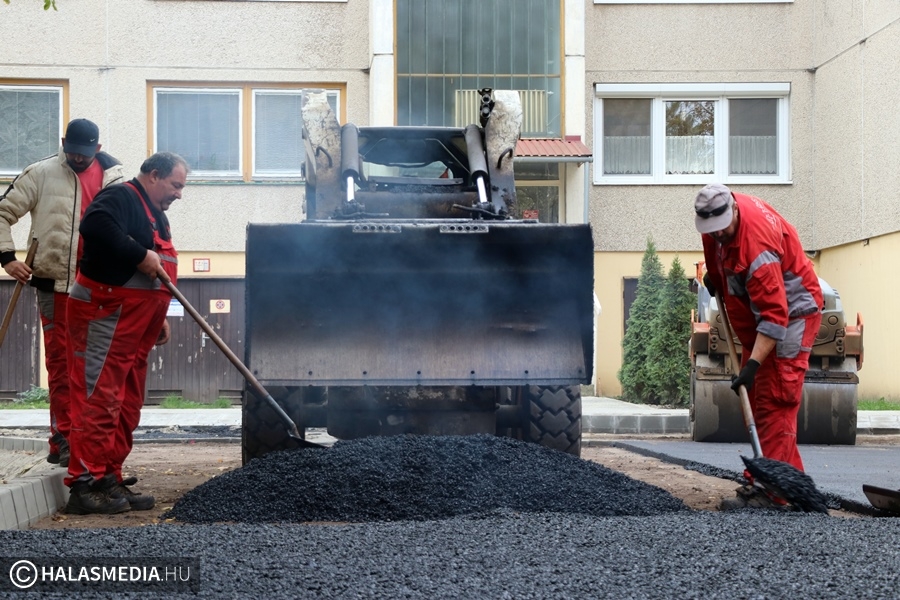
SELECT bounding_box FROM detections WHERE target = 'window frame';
[0,81,66,178]
[150,82,345,183]
[593,0,791,4]
[395,0,563,136]
[593,82,791,186]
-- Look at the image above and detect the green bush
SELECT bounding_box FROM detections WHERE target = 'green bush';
[619,238,665,403]
[618,240,695,406]
[15,386,49,405]
[160,396,232,409]
[645,257,695,406]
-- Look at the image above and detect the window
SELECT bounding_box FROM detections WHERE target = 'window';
[594,83,790,185]
[593,0,791,4]
[396,0,562,137]
[515,163,560,223]
[0,83,64,177]
[153,84,342,181]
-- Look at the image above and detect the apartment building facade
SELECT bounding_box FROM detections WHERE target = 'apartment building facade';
[1,0,897,400]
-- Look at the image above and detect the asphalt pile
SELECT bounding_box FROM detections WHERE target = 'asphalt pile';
[166,434,689,524]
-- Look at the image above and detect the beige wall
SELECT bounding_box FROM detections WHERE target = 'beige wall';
[177,252,245,278]
[817,232,900,401]
[2,0,370,254]
[811,2,900,249]
[593,249,704,398]
[584,1,900,253]
[585,1,900,399]
[585,2,817,253]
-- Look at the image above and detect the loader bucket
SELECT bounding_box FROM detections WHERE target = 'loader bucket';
[245,221,594,387]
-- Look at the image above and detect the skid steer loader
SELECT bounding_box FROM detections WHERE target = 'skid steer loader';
[241,90,594,463]
[690,264,863,445]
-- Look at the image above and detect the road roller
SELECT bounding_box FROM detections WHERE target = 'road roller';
[690,276,863,445]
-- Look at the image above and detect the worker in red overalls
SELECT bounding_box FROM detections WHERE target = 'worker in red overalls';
[0,119,125,468]
[64,152,188,515]
[694,184,823,511]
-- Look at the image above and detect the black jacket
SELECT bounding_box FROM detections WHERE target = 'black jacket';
[79,178,172,286]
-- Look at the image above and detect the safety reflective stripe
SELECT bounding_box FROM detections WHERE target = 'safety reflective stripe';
[746,250,780,280]
[784,271,820,317]
[83,306,121,399]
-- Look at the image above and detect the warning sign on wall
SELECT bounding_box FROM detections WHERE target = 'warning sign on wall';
[210,299,231,314]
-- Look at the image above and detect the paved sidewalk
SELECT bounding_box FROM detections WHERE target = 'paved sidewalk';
[0,398,896,435]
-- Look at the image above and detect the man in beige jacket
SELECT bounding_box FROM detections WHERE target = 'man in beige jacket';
[0,118,124,466]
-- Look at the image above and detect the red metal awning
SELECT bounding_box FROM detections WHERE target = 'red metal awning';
[515,137,593,163]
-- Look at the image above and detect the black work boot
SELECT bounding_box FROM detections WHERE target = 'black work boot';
[65,478,131,515]
[47,433,69,466]
[58,437,70,468]
[108,476,155,511]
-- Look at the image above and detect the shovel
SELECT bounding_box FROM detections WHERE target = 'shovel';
[0,239,38,350]
[156,267,323,449]
[715,290,828,513]
[862,484,900,514]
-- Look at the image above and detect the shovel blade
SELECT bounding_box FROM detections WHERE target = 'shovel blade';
[863,484,900,514]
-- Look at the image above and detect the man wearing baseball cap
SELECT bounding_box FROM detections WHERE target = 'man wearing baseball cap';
[695,184,823,510]
[0,118,124,469]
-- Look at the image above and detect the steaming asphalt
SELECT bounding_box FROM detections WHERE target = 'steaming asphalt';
[0,434,898,598]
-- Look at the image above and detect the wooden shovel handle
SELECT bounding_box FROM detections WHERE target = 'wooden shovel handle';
[714,290,764,459]
[0,239,39,349]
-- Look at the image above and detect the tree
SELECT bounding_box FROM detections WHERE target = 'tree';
[3,0,57,9]
[665,101,714,136]
[645,256,696,406]
[618,237,665,403]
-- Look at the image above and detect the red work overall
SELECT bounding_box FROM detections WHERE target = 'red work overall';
[42,164,103,455]
[65,184,177,486]
[704,193,823,473]
[37,290,71,454]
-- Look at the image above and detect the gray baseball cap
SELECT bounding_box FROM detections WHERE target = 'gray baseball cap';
[694,184,734,234]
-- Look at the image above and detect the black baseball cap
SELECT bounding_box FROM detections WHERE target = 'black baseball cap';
[63,118,100,158]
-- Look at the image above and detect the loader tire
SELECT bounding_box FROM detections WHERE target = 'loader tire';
[520,385,581,457]
[241,386,307,465]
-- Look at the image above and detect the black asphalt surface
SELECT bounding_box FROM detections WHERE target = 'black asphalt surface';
[0,512,898,598]
[611,439,900,510]
[0,434,899,597]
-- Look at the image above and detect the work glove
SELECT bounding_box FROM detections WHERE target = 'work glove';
[702,272,717,297]
[731,359,760,394]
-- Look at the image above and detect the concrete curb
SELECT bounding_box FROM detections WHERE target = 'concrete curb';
[582,413,899,436]
[0,438,66,530]
[582,412,690,435]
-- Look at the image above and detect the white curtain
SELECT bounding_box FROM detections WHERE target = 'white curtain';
[603,136,651,175]
[730,135,777,174]
[666,136,714,175]
[604,134,777,176]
